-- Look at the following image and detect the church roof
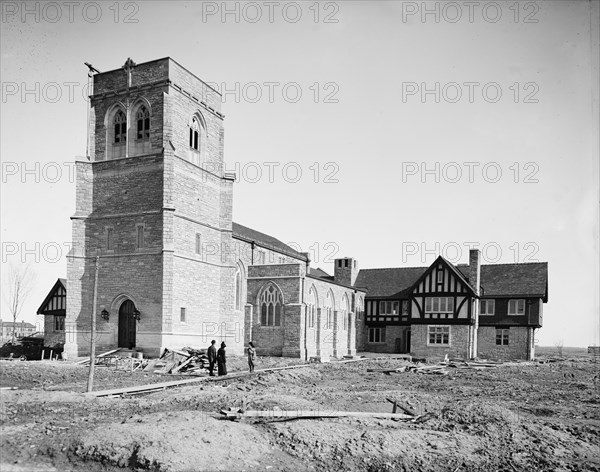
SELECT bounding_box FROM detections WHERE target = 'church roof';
[308,267,332,280]
[232,222,308,262]
[355,262,548,301]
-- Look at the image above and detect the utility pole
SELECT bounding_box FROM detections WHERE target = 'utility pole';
[86,256,100,392]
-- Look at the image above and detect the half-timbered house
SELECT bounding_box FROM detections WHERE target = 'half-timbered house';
[355,250,548,360]
[36,278,67,346]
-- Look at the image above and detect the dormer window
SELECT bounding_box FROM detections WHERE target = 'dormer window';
[190,117,200,150]
[136,106,150,140]
[114,110,127,144]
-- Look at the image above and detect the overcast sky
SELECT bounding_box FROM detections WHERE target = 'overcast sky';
[1,1,598,347]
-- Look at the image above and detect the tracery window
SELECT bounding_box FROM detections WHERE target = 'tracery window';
[136,106,150,140]
[114,110,127,144]
[260,284,283,326]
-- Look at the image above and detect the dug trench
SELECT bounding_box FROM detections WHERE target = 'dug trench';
[0,356,599,471]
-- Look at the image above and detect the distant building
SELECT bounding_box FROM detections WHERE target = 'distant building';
[588,346,600,355]
[0,320,38,342]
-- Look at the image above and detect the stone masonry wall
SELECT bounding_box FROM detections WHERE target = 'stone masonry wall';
[477,326,531,360]
[410,324,472,360]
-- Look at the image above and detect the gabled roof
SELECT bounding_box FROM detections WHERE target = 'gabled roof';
[36,278,67,315]
[354,266,428,298]
[355,261,548,301]
[309,267,333,280]
[480,263,548,301]
[232,222,308,262]
[411,256,477,296]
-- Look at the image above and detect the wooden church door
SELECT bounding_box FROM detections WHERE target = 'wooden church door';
[118,300,137,348]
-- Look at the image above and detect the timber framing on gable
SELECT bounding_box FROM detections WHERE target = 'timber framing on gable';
[409,257,475,324]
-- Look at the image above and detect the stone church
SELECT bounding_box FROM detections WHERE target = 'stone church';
[64,57,365,360]
[63,57,548,361]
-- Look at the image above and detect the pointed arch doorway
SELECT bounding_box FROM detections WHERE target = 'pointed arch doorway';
[118,300,137,348]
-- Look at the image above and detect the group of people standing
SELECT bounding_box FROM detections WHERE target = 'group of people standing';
[206,340,257,376]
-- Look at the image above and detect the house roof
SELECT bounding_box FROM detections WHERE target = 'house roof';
[479,263,548,301]
[355,262,548,301]
[354,266,428,298]
[232,222,308,262]
[36,278,67,315]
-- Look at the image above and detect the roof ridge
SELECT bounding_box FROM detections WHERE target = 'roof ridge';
[481,262,548,267]
[359,266,428,271]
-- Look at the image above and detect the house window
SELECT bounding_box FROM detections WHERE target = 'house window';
[480,299,495,315]
[379,301,400,316]
[114,110,127,144]
[401,300,409,315]
[195,233,201,255]
[344,259,349,267]
[189,117,200,150]
[508,299,525,315]
[136,106,150,140]
[428,326,450,345]
[106,228,114,250]
[180,307,186,323]
[368,327,386,343]
[136,225,144,249]
[260,284,283,326]
[437,269,443,283]
[54,316,65,331]
[425,297,454,313]
[496,328,509,345]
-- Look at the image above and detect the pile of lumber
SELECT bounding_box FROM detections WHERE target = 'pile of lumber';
[145,347,210,375]
[368,359,512,376]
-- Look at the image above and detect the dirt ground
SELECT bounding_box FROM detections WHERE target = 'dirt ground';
[1,350,598,472]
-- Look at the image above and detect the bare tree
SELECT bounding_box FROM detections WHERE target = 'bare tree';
[3,264,36,342]
[555,339,564,357]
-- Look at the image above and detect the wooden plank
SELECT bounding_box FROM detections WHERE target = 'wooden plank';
[87,363,314,397]
[171,357,194,374]
[221,410,415,420]
[75,349,120,365]
[386,398,417,416]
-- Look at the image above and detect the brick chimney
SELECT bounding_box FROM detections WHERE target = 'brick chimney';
[334,257,358,286]
[468,249,481,296]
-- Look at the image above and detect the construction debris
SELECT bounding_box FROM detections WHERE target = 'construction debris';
[368,359,524,376]
[150,347,210,375]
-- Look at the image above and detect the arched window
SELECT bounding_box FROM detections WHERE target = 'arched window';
[235,268,243,311]
[356,296,364,321]
[324,291,334,329]
[189,117,200,150]
[114,110,127,144]
[259,283,283,327]
[341,293,349,331]
[136,105,150,140]
[307,286,317,328]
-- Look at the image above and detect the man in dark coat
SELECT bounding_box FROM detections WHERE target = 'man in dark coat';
[217,342,227,376]
[207,340,217,376]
